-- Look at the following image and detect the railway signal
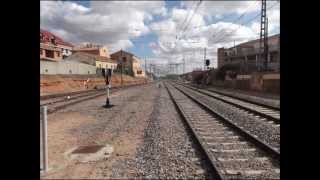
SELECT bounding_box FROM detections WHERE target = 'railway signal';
[205,59,210,70]
[103,68,113,108]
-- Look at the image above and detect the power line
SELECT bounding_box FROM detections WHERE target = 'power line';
[181,0,203,35]
[209,1,259,43]
[179,1,197,33]
[212,2,279,45]
[180,1,258,41]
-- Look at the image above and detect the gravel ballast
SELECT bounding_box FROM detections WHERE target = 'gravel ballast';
[135,82,212,179]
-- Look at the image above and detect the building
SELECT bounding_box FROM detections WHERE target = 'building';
[65,52,117,74]
[217,34,280,73]
[40,29,74,59]
[95,55,118,70]
[73,43,111,58]
[110,50,145,77]
[40,43,62,61]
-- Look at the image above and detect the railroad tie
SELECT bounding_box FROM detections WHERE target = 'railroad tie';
[211,148,256,153]
[217,157,268,162]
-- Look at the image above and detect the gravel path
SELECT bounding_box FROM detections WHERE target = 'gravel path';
[41,84,159,179]
[134,82,213,179]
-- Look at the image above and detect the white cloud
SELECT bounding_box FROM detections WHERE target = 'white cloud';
[148,1,279,72]
[181,1,259,20]
[40,1,166,52]
[41,1,279,73]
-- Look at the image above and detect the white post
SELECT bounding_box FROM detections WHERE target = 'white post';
[41,106,48,172]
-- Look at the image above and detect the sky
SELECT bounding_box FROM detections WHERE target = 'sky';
[40,0,280,74]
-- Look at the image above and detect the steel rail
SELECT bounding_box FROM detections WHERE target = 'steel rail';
[169,81,280,161]
[176,80,280,111]
[175,81,280,124]
[164,81,224,180]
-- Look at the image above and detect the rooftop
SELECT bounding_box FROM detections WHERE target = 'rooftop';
[71,52,117,64]
[40,29,74,47]
[236,34,280,48]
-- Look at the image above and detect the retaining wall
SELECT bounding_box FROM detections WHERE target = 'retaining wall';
[40,60,97,75]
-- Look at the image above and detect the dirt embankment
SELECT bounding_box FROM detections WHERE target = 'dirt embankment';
[41,74,148,96]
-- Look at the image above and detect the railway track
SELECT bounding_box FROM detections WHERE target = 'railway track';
[41,83,148,114]
[175,81,280,124]
[165,81,280,180]
[180,81,279,109]
[170,81,280,151]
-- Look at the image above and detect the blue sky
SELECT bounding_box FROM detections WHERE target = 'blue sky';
[41,1,279,72]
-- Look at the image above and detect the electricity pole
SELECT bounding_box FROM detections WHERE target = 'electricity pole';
[145,56,147,77]
[264,18,269,71]
[183,55,185,74]
[120,49,123,87]
[259,0,268,71]
[203,47,206,71]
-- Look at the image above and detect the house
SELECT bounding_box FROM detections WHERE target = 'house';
[40,29,74,59]
[65,52,117,73]
[73,43,111,58]
[40,43,62,61]
[217,34,280,73]
[110,50,145,77]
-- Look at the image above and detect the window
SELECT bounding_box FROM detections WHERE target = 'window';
[66,49,68,54]
[45,69,48,73]
[69,70,72,74]
[88,71,90,74]
[122,57,126,62]
[57,52,60,57]
[45,50,54,58]
[224,52,228,56]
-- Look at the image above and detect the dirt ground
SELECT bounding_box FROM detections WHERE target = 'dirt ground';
[40,74,148,96]
[41,83,159,179]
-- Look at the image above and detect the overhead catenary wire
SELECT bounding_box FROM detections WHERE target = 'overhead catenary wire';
[209,1,259,42]
[179,1,258,41]
[212,1,279,45]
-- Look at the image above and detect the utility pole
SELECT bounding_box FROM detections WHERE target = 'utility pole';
[120,49,123,87]
[149,63,152,76]
[259,0,267,71]
[264,18,269,71]
[145,56,147,75]
[203,47,206,71]
[183,55,186,74]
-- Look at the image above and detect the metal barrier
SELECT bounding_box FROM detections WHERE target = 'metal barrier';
[40,106,48,172]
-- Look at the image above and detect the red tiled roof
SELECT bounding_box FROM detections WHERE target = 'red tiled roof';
[40,29,74,47]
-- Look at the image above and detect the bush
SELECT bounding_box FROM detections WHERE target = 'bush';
[216,63,240,80]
